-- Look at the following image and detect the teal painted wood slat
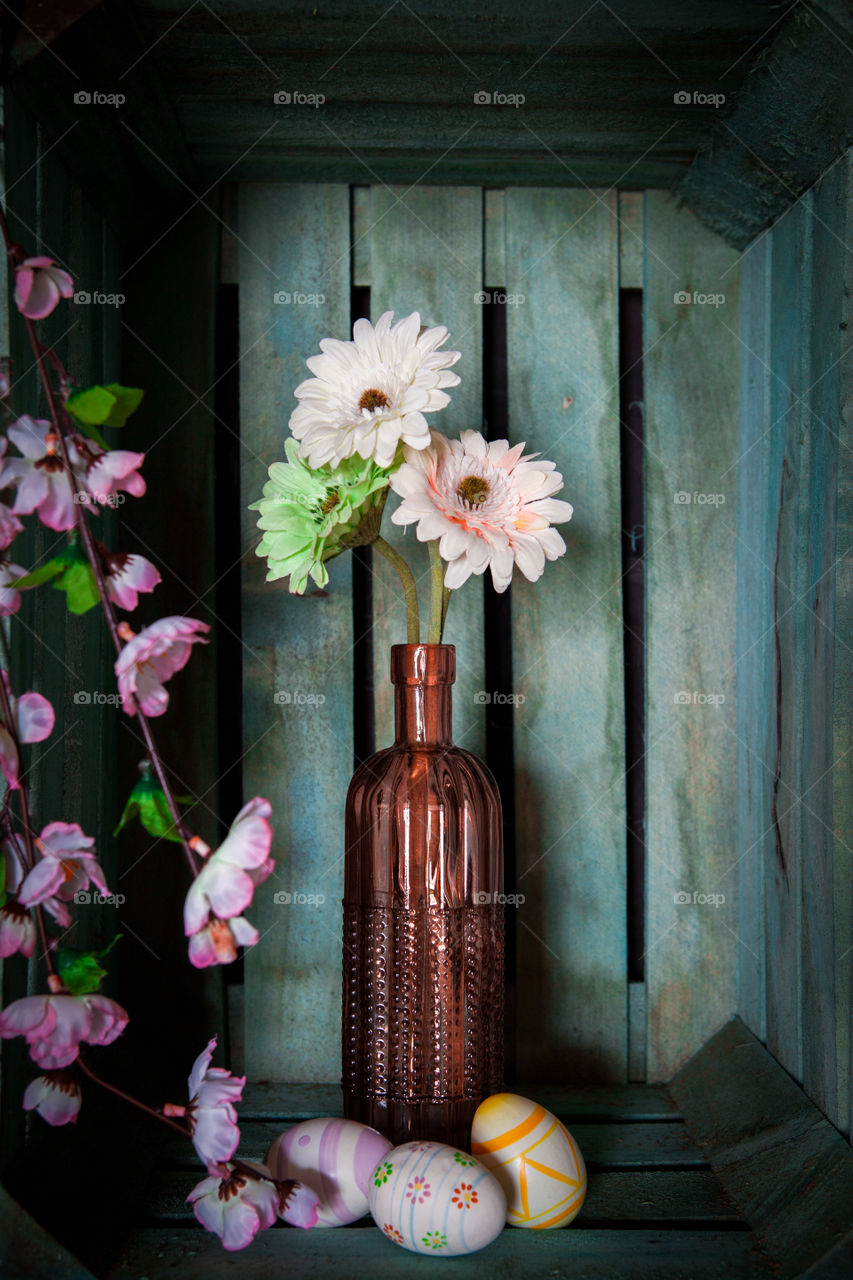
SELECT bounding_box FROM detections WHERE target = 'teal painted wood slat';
[643,192,741,1081]
[836,150,853,1141]
[802,159,846,1126]
[505,188,626,1082]
[735,231,771,1043]
[764,196,813,1086]
[109,1225,762,1280]
[239,184,353,1081]
[364,185,485,756]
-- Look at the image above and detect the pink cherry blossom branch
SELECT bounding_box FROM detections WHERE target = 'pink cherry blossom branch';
[75,1054,194,1139]
[0,201,200,881]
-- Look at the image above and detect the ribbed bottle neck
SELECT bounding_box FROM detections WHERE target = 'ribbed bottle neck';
[391,644,454,747]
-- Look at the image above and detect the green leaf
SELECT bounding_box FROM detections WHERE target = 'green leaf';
[55,936,122,997]
[66,383,144,430]
[13,558,66,589]
[54,560,99,614]
[101,383,143,428]
[115,771,192,843]
[66,385,115,426]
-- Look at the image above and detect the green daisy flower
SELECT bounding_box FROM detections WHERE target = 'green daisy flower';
[250,438,391,594]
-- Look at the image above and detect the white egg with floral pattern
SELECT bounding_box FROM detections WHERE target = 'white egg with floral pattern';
[369,1140,506,1257]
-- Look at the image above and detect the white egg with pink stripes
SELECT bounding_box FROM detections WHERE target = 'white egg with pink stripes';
[266,1117,393,1228]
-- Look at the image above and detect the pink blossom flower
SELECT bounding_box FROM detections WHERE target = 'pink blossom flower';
[18,821,110,910]
[0,898,36,959]
[101,548,161,611]
[187,1165,279,1251]
[2,417,81,531]
[0,992,128,1069]
[278,1180,322,1228]
[14,257,74,320]
[0,505,23,550]
[114,616,210,717]
[1,835,70,928]
[0,684,55,790]
[390,429,574,593]
[23,1070,81,1125]
[0,562,26,617]
[187,916,258,969]
[72,436,145,504]
[183,800,274,967]
[164,1036,245,1173]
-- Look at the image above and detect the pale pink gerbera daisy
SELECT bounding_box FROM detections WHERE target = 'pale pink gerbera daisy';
[14,257,74,320]
[114,616,210,717]
[390,429,574,593]
[290,310,461,469]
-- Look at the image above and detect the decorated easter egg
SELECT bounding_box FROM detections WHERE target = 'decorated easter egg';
[471,1092,587,1228]
[265,1117,393,1227]
[369,1140,506,1256]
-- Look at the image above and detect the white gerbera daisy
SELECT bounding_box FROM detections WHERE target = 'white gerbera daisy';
[390,429,574,593]
[289,311,461,469]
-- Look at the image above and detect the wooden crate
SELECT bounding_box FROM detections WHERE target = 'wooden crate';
[0,3,851,1277]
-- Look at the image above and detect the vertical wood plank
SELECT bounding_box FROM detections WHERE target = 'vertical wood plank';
[365,186,485,757]
[735,231,771,1043]
[239,184,352,1081]
[644,192,741,1081]
[764,196,812,1086]
[837,151,853,1140]
[505,188,626,1082]
[802,161,845,1125]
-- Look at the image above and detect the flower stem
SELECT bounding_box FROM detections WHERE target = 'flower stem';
[373,536,420,644]
[76,1055,194,1139]
[441,584,452,637]
[427,540,445,644]
[0,192,201,881]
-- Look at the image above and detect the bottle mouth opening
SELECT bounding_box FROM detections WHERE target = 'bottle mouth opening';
[390,644,456,687]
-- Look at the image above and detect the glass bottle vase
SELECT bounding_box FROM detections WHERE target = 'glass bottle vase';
[342,643,504,1148]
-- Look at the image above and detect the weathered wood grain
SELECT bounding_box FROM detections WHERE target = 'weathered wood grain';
[836,150,853,1141]
[643,191,741,1081]
[238,1079,680,1120]
[109,1224,764,1280]
[735,231,771,1043]
[505,188,626,1082]
[239,184,353,1081]
[671,1017,853,1279]
[364,185,485,755]
[802,159,847,1126]
[162,1117,704,1171]
[763,196,812,1087]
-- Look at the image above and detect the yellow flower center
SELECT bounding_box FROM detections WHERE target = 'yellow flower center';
[457,476,490,506]
[320,490,340,515]
[358,388,390,413]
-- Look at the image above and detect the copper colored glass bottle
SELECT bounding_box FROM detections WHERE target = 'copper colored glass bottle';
[342,644,504,1147]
